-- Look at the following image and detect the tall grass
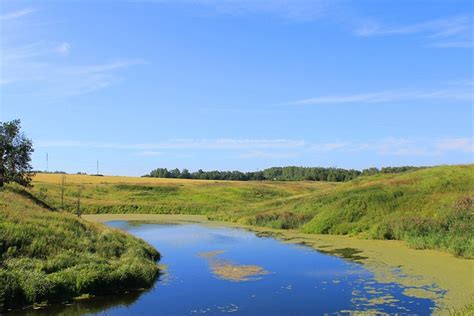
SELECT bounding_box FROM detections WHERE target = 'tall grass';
[0,186,160,312]
[296,165,474,257]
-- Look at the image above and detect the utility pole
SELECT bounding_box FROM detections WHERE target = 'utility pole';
[97,160,99,175]
[46,153,49,172]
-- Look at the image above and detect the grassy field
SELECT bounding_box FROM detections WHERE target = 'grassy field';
[31,173,335,216]
[0,186,160,312]
[31,164,474,257]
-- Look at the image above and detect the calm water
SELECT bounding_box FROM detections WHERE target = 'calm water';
[18,221,438,315]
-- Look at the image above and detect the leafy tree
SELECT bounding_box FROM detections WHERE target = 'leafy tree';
[0,120,34,188]
[180,168,191,179]
[170,168,181,178]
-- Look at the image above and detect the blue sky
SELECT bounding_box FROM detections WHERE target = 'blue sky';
[1,0,473,176]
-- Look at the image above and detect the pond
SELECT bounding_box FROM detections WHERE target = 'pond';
[17,221,438,315]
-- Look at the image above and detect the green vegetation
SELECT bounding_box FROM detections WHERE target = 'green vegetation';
[31,173,331,215]
[145,165,423,182]
[0,120,34,188]
[31,164,473,258]
[0,186,160,312]
[245,165,474,258]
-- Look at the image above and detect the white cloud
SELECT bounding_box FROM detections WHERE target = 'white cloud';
[310,142,348,152]
[37,137,473,158]
[36,139,306,150]
[292,88,474,105]
[436,137,473,153]
[55,42,71,55]
[0,40,144,96]
[2,42,53,62]
[239,150,298,159]
[430,41,473,48]
[356,16,469,37]
[309,137,473,156]
[0,8,36,21]
[355,15,473,48]
[446,79,474,86]
[129,1,472,48]
[0,8,144,98]
[133,151,164,157]
[375,138,429,156]
[130,0,331,21]
[65,59,146,75]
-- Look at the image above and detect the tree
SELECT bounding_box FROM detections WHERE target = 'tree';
[0,120,34,188]
[180,168,191,179]
[170,168,181,178]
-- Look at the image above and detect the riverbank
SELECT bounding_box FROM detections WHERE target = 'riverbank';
[0,188,161,313]
[84,214,474,314]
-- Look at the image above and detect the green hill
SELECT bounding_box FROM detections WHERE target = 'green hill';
[243,165,474,257]
[0,186,160,312]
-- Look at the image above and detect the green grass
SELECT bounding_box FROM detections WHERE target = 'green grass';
[245,165,474,258]
[31,173,333,216]
[30,164,474,258]
[0,186,160,312]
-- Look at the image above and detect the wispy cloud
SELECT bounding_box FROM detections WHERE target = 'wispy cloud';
[37,137,473,158]
[36,139,306,150]
[311,137,474,156]
[436,137,473,153]
[292,88,474,105]
[0,45,144,96]
[309,142,348,152]
[133,151,164,157]
[132,1,472,48]
[356,15,473,48]
[55,42,71,55]
[1,8,144,98]
[376,138,430,156]
[446,79,474,86]
[239,150,298,159]
[130,0,331,21]
[0,8,36,21]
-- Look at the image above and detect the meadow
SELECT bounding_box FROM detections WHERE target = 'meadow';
[31,164,473,258]
[0,186,160,312]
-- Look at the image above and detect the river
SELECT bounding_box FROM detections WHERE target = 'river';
[15,219,445,315]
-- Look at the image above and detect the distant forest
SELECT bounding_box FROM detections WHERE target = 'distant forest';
[143,166,425,182]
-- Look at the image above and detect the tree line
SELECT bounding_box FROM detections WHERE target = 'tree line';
[144,166,425,182]
[0,119,426,186]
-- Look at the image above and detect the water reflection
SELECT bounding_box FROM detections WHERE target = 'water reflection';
[9,289,148,316]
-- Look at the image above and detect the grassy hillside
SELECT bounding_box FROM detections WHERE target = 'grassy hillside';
[30,165,474,257]
[243,165,474,257]
[31,173,335,215]
[0,186,160,312]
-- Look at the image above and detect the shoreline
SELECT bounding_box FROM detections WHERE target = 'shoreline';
[84,214,473,313]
